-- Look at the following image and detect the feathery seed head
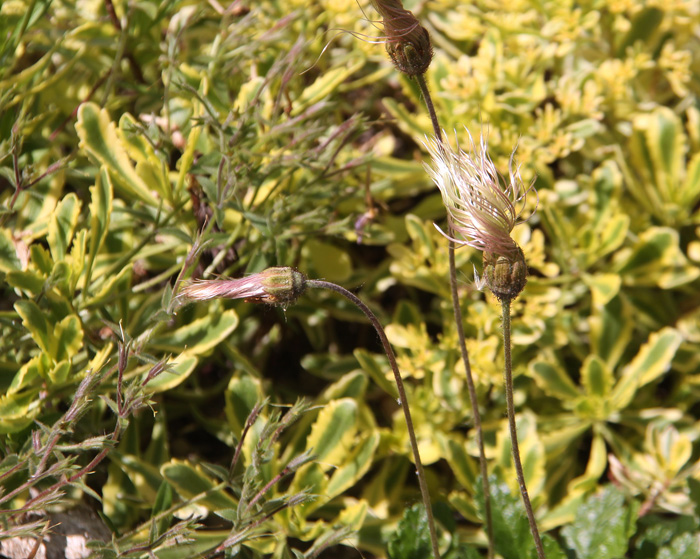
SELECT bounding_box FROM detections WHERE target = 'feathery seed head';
[423,130,535,301]
[179,267,307,308]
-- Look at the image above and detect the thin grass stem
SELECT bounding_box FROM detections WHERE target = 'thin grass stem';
[306,279,441,559]
[415,72,494,558]
[501,299,546,559]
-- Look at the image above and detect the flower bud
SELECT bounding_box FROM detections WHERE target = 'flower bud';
[180,267,307,308]
[482,248,527,302]
[372,0,433,76]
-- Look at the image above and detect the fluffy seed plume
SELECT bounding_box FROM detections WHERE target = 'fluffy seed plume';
[371,0,433,76]
[423,131,536,300]
[179,267,307,308]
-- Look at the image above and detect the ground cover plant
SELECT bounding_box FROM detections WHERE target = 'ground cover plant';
[1,0,700,558]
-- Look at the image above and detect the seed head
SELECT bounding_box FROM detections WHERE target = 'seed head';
[423,130,535,301]
[179,267,307,308]
[371,0,433,76]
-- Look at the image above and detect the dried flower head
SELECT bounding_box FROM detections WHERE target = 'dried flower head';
[179,267,307,308]
[371,0,433,76]
[423,131,536,301]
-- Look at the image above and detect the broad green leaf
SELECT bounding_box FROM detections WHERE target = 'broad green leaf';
[9,353,50,392]
[54,314,83,362]
[292,58,365,115]
[683,152,700,208]
[561,486,638,559]
[387,504,431,559]
[568,433,607,495]
[529,359,580,401]
[154,531,229,559]
[48,360,71,384]
[86,167,113,287]
[6,269,45,296]
[437,433,477,492]
[14,300,52,357]
[616,227,699,288]
[76,102,159,206]
[582,273,621,308]
[145,352,198,393]
[616,7,663,56]
[304,398,357,466]
[597,214,629,259]
[149,309,239,354]
[0,389,42,433]
[354,349,398,398]
[225,374,264,437]
[0,228,21,272]
[47,192,81,262]
[152,481,174,540]
[119,113,170,199]
[488,479,534,559]
[658,533,700,559]
[302,239,352,282]
[589,296,633,370]
[610,327,682,410]
[326,432,379,498]
[160,459,238,510]
[581,355,613,398]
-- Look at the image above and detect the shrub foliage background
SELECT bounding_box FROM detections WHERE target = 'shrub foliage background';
[1,0,699,557]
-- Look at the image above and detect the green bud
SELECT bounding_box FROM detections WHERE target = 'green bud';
[483,247,527,302]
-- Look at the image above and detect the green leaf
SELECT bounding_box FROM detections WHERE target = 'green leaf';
[354,349,398,399]
[488,479,534,559]
[583,274,621,308]
[302,239,352,282]
[657,532,700,559]
[225,374,264,437]
[6,269,45,296]
[0,227,21,272]
[589,296,633,370]
[149,309,239,354]
[151,481,174,541]
[47,192,81,262]
[292,58,365,115]
[14,300,52,357]
[581,355,614,398]
[561,486,638,559]
[54,314,83,362]
[387,504,431,559]
[530,359,580,401]
[76,102,159,206]
[610,327,682,410]
[326,432,379,498]
[304,398,357,466]
[86,167,113,287]
[161,459,238,510]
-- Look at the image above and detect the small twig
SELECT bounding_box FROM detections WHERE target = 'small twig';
[501,299,546,559]
[306,279,441,559]
[415,72,494,558]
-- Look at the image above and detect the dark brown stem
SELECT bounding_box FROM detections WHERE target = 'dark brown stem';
[415,72,494,558]
[306,279,441,559]
[501,299,546,559]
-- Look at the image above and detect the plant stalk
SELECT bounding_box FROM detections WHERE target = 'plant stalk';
[415,72,494,558]
[306,279,441,559]
[501,299,546,559]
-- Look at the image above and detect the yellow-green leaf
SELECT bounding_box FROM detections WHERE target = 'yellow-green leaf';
[47,192,81,262]
[76,102,159,206]
[610,327,683,410]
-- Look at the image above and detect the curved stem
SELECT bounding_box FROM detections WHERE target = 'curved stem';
[306,279,440,559]
[501,299,546,559]
[416,73,494,558]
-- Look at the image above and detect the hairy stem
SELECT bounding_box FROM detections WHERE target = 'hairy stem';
[306,279,440,559]
[416,72,494,558]
[501,299,546,559]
